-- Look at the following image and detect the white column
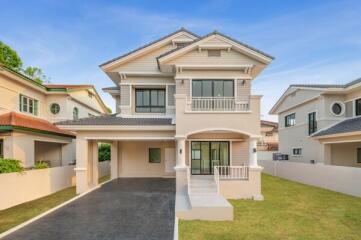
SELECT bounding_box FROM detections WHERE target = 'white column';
[176,137,186,168]
[248,137,258,167]
[75,137,89,194]
[110,141,118,179]
[92,141,99,186]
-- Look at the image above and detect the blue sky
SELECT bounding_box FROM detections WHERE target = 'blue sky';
[1,0,361,120]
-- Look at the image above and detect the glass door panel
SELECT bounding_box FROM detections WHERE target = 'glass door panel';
[201,142,210,174]
[191,141,230,175]
[191,142,201,174]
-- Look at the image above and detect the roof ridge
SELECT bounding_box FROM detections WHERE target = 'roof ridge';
[156,30,275,61]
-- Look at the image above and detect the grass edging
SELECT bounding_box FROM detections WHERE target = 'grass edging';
[0,177,112,239]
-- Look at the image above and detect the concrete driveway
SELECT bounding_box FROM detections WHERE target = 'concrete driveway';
[3,178,176,240]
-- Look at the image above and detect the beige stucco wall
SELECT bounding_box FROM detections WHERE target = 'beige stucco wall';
[175,94,261,137]
[34,141,63,167]
[0,166,75,210]
[117,141,175,177]
[0,72,48,119]
[260,160,361,197]
[1,131,73,167]
[219,168,262,199]
[330,142,361,168]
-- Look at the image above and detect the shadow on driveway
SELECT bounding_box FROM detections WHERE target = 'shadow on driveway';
[3,178,175,240]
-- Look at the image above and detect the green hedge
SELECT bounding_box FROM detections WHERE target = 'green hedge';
[0,159,24,173]
[98,143,110,162]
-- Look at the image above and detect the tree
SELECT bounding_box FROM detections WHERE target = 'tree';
[0,41,23,70]
[23,66,48,84]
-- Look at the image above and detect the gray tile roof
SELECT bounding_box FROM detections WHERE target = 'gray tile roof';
[156,30,275,61]
[99,28,200,67]
[56,114,174,126]
[291,77,361,89]
[312,116,361,137]
[102,86,120,91]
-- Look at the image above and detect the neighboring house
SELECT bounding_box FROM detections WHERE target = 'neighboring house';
[270,78,361,168]
[257,120,278,151]
[57,28,274,220]
[0,64,109,167]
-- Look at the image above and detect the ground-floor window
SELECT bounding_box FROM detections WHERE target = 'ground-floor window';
[149,148,161,163]
[191,141,229,175]
[357,148,361,163]
[0,139,3,158]
[292,148,302,156]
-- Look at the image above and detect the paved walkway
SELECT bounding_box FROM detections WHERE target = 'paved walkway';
[3,178,175,240]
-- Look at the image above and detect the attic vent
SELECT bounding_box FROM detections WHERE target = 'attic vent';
[176,42,188,48]
[208,50,221,57]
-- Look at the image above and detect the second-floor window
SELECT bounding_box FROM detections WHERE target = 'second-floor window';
[192,80,234,97]
[285,113,296,127]
[73,107,79,120]
[19,94,38,116]
[356,98,361,116]
[308,112,317,135]
[135,89,165,113]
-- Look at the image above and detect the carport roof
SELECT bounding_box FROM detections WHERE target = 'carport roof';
[312,116,361,138]
[55,114,174,126]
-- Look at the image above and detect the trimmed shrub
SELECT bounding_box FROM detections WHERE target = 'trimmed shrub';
[98,143,110,162]
[34,161,49,169]
[0,158,24,173]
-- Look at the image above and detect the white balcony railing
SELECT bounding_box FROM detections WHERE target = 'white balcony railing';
[186,97,249,112]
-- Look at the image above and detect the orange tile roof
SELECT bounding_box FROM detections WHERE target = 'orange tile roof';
[0,112,75,137]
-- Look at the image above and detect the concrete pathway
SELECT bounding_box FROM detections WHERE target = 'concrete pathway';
[3,178,175,240]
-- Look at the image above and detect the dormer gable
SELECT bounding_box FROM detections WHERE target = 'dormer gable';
[157,31,274,78]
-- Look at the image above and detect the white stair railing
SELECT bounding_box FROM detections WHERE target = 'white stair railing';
[215,165,249,180]
[213,165,249,195]
[186,97,249,112]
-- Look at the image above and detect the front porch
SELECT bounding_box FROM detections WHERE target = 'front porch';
[73,129,263,221]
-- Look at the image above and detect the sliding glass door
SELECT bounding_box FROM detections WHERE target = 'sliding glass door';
[191,141,229,175]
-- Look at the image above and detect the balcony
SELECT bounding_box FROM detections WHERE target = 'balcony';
[186,97,249,112]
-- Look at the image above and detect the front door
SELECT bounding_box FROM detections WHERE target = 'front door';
[191,141,229,175]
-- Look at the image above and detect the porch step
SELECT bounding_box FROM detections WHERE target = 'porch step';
[176,175,233,221]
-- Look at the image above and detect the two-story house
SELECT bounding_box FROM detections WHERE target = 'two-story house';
[270,78,361,168]
[56,28,274,221]
[0,64,109,167]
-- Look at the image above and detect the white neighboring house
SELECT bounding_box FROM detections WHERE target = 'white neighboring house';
[270,78,361,168]
[0,65,109,167]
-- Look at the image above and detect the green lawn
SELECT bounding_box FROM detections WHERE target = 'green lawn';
[0,186,76,233]
[179,174,361,240]
[0,174,111,234]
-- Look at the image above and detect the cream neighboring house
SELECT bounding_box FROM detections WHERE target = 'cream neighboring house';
[57,28,274,220]
[270,78,361,168]
[0,65,109,167]
[257,120,278,151]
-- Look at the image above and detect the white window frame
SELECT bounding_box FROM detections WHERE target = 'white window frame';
[292,147,302,157]
[284,112,296,127]
[329,101,345,117]
[19,94,38,116]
